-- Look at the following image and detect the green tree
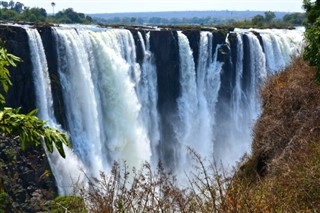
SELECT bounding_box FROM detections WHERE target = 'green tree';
[303,0,320,81]
[1,1,8,9]
[8,0,13,9]
[283,13,306,25]
[130,17,136,24]
[1,9,17,20]
[303,0,320,25]
[0,47,71,157]
[13,1,23,14]
[20,7,47,22]
[252,15,265,26]
[55,8,92,24]
[264,11,276,23]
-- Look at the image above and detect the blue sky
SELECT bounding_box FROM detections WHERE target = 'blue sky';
[18,0,304,14]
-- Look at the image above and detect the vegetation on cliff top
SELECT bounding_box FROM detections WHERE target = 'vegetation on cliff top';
[303,0,320,80]
[0,1,92,24]
[0,1,305,28]
[98,11,305,29]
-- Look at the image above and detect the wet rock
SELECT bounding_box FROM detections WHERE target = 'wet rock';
[0,25,36,114]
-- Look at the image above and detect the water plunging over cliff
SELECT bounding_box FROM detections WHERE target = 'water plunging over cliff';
[19,26,304,194]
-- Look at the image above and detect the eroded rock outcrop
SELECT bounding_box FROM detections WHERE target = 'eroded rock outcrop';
[0,25,35,114]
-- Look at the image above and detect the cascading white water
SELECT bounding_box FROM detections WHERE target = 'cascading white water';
[136,32,160,165]
[176,31,198,167]
[88,29,151,170]
[173,31,225,174]
[53,28,106,180]
[195,32,214,159]
[215,32,266,166]
[26,28,86,195]
[261,32,290,73]
[218,32,252,165]
[25,28,54,122]
[247,32,267,117]
[197,32,224,161]
[23,26,304,194]
[232,33,244,132]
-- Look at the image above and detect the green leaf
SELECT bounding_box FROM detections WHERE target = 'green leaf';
[27,109,38,116]
[44,135,54,153]
[0,46,71,158]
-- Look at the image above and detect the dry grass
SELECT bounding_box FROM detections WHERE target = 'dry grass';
[249,58,320,177]
[234,58,320,211]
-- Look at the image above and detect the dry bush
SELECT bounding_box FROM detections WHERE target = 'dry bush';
[72,143,320,212]
[77,161,189,213]
[247,58,320,177]
[232,58,320,211]
[74,149,239,213]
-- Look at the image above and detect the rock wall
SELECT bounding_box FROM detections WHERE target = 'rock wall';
[37,26,68,130]
[0,25,36,114]
[150,30,180,168]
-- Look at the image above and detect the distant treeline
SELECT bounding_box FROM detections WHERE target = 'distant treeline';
[0,1,92,23]
[0,1,305,27]
[94,12,306,27]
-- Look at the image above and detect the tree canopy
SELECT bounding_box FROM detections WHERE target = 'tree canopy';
[54,8,92,24]
[303,0,320,81]
[0,1,92,24]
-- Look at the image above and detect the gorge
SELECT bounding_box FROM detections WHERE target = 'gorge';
[0,24,304,194]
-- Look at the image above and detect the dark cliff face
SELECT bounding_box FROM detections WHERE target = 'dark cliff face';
[150,30,180,168]
[37,26,68,130]
[217,32,237,106]
[130,29,146,65]
[212,30,228,59]
[251,31,264,53]
[0,26,36,114]
[214,29,234,106]
[183,30,200,69]
[242,34,252,94]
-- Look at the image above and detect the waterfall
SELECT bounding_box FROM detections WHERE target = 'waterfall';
[246,32,266,117]
[21,26,304,194]
[89,29,151,169]
[175,31,198,171]
[25,28,54,122]
[26,28,86,195]
[196,32,223,161]
[53,28,105,179]
[232,33,244,132]
[136,32,160,165]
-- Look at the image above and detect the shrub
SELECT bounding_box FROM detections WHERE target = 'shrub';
[48,196,87,213]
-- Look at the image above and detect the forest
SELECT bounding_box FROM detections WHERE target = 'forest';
[0,1,92,23]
